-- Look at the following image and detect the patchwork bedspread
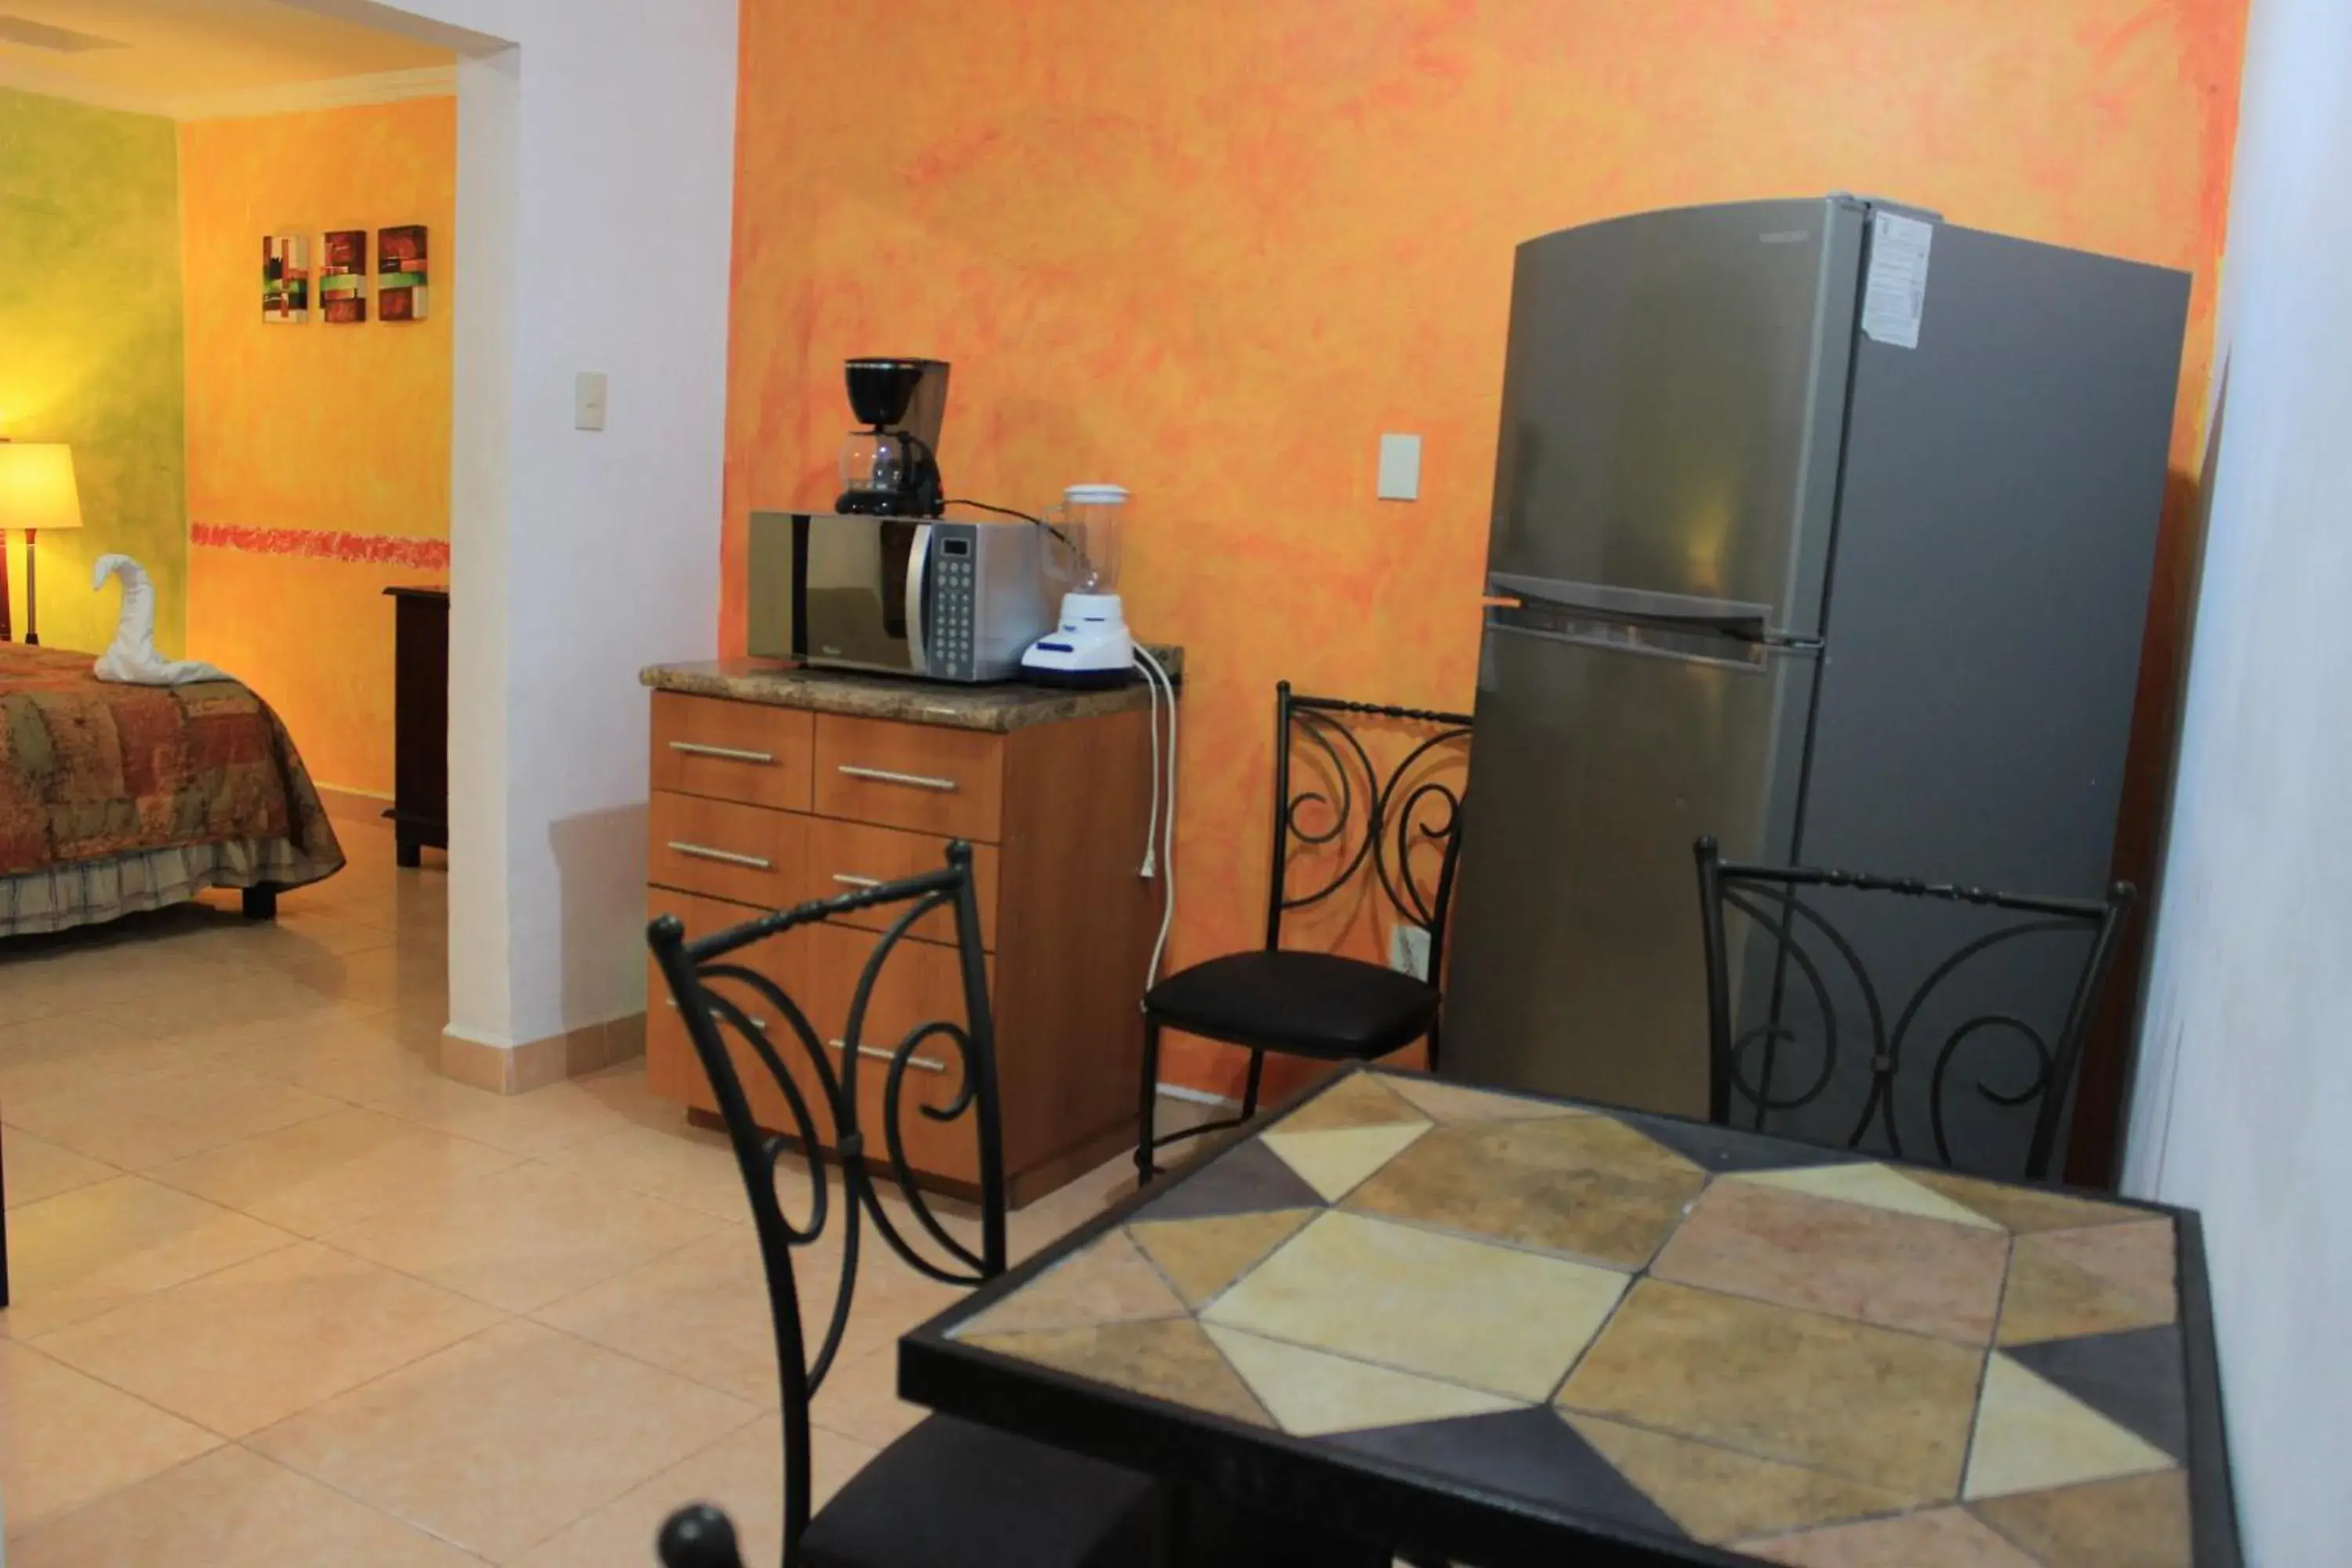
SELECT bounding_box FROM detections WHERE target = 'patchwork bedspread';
[0,644,342,878]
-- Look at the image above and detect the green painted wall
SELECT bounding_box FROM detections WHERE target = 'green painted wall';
[0,87,186,656]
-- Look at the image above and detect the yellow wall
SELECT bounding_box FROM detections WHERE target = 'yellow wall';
[0,88,186,656]
[720,0,2246,1095]
[180,96,455,796]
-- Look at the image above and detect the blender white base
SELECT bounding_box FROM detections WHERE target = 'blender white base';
[1022,592,1135,687]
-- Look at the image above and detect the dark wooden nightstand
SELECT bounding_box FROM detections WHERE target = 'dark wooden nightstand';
[384,586,448,868]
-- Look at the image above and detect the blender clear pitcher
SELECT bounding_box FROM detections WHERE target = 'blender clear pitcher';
[1054,484,1127,593]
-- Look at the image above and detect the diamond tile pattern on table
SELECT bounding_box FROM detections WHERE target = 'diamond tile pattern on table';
[1558,1278,1980,1499]
[1129,1207,1316,1308]
[1967,1468,2193,1568]
[946,1069,2199,1566]
[1650,1178,2009,1342]
[1998,1225,2178,1347]
[1203,1325,1518,1436]
[1962,1353,2173,1500]
[1204,1210,1628,1399]
[1342,1113,1705,1269]
[1565,1413,1915,1544]
[1738,1506,2043,1566]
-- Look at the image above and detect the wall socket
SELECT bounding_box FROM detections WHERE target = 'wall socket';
[1388,922,1432,981]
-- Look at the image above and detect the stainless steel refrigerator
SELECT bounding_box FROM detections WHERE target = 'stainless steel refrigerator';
[1446,194,2188,1174]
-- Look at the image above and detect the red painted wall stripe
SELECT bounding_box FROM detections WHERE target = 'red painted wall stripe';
[191,520,451,572]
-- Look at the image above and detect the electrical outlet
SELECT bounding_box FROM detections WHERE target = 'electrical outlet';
[1388,922,1432,981]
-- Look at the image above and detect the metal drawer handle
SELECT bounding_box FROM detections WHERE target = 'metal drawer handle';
[667,840,773,871]
[666,998,768,1031]
[828,1037,948,1074]
[830,873,884,889]
[836,764,958,793]
[669,740,775,764]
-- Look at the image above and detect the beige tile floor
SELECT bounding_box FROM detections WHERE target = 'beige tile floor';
[0,805,1159,1564]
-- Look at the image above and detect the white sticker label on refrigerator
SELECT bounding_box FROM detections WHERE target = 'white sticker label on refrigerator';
[1861,212,1933,350]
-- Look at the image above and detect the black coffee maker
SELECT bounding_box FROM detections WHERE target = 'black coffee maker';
[835,358,949,517]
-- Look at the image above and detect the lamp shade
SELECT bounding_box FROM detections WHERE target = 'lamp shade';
[0,444,83,530]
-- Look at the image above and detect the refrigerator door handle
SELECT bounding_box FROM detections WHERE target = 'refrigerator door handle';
[1483,604,1805,673]
[1486,572,1777,639]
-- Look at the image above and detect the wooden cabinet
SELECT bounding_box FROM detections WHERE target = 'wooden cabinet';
[643,684,1158,1205]
[384,586,449,867]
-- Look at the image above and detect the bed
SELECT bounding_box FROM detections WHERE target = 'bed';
[0,644,345,937]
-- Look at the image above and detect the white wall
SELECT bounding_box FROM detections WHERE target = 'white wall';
[2122,1,2352,1560]
[290,0,739,1048]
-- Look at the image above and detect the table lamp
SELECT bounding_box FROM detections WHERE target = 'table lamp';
[0,442,82,646]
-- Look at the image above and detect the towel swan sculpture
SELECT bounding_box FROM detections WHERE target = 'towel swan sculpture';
[91,554,228,685]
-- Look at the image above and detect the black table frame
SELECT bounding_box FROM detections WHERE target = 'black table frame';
[900,1068,2243,1567]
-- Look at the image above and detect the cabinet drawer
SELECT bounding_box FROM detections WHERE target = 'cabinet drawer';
[807,921,993,1185]
[644,888,824,1138]
[813,714,1004,841]
[804,817,1000,950]
[652,692,812,811]
[649,792,807,908]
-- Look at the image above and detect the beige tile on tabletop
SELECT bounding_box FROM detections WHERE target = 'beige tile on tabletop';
[0,1175,296,1338]
[31,1241,504,1437]
[3,1060,343,1171]
[323,1156,724,1312]
[1203,1209,1629,1400]
[514,1414,878,1568]
[0,1131,117,1210]
[8,1443,483,1566]
[1737,1504,2044,1567]
[0,1339,220,1534]
[1563,1413,1915,1544]
[147,1107,519,1236]
[249,1319,757,1563]
[534,1227,784,1406]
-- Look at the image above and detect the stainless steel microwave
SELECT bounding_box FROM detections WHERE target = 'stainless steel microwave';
[746,511,1053,683]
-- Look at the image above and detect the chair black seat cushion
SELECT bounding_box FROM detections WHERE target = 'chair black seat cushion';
[1145,949,1440,1059]
[801,1414,1166,1568]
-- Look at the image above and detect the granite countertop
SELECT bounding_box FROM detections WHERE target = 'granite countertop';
[641,645,1182,733]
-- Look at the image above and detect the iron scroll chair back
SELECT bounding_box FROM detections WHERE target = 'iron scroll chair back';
[1265,684,1475,976]
[1135,684,1471,1180]
[646,843,1001,1565]
[1692,836,2135,1181]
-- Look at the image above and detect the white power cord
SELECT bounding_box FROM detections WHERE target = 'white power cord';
[1133,646,1178,991]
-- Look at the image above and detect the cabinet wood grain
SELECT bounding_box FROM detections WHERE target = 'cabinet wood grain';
[813,713,1004,841]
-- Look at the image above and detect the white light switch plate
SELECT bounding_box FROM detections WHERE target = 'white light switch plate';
[1377,433,1421,501]
[574,371,608,431]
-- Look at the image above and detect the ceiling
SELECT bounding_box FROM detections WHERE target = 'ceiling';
[0,0,452,118]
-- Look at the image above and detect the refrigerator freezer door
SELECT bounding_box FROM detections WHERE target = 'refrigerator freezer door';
[1446,620,1818,1116]
[1488,198,1864,638]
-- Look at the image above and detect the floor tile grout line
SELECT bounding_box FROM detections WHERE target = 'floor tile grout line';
[493,1401,779,1565]
[218,1436,502,1563]
[0,1427,232,1546]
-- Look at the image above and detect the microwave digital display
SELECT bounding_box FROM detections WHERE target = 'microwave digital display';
[942,539,970,556]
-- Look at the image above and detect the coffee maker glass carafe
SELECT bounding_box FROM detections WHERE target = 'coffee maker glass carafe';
[835,358,949,517]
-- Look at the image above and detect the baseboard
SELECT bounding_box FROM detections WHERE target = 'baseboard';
[315,784,395,823]
[438,1012,648,1095]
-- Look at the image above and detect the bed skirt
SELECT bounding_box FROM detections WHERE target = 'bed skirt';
[0,835,343,938]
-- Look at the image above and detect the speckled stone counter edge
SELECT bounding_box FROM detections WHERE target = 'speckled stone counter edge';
[641,646,1183,734]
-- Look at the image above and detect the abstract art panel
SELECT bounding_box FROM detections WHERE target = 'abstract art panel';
[321,228,368,323]
[263,234,308,323]
[378,224,429,321]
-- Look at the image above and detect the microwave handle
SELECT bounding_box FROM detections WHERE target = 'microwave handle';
[905,521,933,676]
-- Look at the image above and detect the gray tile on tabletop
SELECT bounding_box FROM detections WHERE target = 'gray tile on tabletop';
[2004,1324,2189,1462]
[1323,1406,1684,1543]
[1138,1140,1327,1222]
[1606,1109,1871,1177]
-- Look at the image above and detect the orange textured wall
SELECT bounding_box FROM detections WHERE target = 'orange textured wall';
[180,96,455,797]
[721,0,2245,1096]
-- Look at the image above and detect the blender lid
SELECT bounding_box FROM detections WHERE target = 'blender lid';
[1063,484,1129,504]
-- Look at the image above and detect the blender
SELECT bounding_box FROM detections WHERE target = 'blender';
[1021,485,1134,687]
[834,358,949,517]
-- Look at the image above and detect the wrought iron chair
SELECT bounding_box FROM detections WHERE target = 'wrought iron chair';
[1136,683,1472,1182]
[1691,836,2136,1180]
[648,843,1168,1568]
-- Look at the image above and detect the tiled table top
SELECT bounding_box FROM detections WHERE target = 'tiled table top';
[905,1067,2236,1567]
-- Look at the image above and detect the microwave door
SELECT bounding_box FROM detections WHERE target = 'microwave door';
[802,516,917,673]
